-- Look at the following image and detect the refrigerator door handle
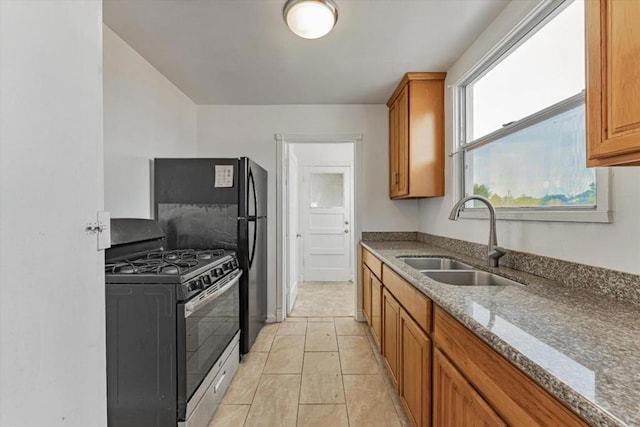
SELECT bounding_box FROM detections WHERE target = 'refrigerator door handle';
[249,219,257,269]
[248,169,257,218]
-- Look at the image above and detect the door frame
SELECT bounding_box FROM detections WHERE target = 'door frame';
[286,149,300,315]
[275,134,363,323]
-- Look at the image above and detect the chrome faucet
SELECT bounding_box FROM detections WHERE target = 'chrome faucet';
[448,195,506,268]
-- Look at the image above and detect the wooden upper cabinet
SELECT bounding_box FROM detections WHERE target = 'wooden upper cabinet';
[389,85,409,198]
[586,0,640,166]
[387,72,446,198]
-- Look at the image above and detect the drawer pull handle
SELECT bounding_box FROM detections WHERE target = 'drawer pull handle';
[214,371,226,393]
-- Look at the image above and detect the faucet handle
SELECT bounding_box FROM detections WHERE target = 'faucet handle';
[488,246,507,268]
[492,246,507,256]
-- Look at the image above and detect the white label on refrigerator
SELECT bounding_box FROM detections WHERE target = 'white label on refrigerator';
[215,165,234,188]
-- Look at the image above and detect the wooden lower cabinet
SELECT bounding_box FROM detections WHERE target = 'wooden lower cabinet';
[359,250,589,427]
[433,348,506,427]
[433,307,588,426]
[362,265,372,324]
[370,275,383,350]
[400,308,431,427]
[382,288,401,388]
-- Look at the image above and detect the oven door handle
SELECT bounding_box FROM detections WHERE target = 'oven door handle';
[184,270,242,318]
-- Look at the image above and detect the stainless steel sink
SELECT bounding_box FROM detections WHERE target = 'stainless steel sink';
[423,270,521,287]
[398,256,474,271]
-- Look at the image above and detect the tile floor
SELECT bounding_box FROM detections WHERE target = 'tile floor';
[289,282,353,317]
[210,317,409,426]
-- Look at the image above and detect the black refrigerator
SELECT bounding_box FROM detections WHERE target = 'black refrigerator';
[154,157,267,354]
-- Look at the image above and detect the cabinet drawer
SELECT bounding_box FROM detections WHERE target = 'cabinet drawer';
[382,265,431,334]
[433,307,588,426]
[362,247,382,280]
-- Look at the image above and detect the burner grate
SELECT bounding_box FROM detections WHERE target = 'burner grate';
[146,249,226,262]
[105,258,199,275]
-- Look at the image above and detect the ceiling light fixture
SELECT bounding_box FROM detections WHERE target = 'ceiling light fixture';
[283,0,338,40]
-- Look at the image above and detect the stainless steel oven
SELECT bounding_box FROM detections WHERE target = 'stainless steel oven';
[178,270,241,425]
[105,218,242,427]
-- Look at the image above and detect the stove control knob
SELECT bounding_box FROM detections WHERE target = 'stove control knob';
[215,268,224,277]
[187,281,199,292]
[202,275,211,285]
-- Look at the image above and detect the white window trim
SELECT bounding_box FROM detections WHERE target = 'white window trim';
[452,0,612,224]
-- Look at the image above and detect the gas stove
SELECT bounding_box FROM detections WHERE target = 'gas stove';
[106,219,242,427]
[105,248,239,301]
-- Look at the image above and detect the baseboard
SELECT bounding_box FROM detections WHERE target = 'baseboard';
[267,314,278,323]
[355,310,365,322]
[288,279,299,314]
[274,306,286,323]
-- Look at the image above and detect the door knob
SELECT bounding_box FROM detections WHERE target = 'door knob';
[296,234,301,238]
[344,229,349,233]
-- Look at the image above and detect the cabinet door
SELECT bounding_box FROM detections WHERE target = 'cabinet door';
[399,309,431,427]
[370,275,383,350]
[433,349,506,427]
[362,265,371,325]
[389,97,399,197]
[586,0,640,166]
[396,85,410,196]
[382,289,401,388]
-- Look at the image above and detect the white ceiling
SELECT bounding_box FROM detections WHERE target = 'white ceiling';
[103,0,509,105]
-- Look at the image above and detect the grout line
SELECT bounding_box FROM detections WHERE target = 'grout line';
[335,316,352,427]
[296,324,309,427]
[240,403,249,427]
[363,325,410,426]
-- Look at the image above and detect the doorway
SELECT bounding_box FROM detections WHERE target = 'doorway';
[300,166,352,282]
[276,134,362,322]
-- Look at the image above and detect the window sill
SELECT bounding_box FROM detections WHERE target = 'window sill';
[458,208,612,223]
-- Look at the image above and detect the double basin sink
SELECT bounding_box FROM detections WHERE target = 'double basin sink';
[397,256,521,287]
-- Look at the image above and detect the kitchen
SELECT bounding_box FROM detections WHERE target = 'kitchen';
[1,0,639,427]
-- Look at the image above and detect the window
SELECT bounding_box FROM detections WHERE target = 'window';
[455,0,610,222]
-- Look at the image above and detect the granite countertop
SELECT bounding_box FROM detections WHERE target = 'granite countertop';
[361,240,640,427]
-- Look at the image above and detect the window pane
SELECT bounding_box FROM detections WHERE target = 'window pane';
[468,1,584,140]
[310,173,343,208]
[464,104,595,208]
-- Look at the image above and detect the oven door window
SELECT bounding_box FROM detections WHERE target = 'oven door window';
[184,279,239,399]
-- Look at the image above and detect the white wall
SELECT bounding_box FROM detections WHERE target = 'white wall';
[291,142,354,166]
[103,25,197,218]
[0,1,107,426]
[197,105,420,318]
[418,0,640,275]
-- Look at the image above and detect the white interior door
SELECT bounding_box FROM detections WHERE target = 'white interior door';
[301,166,352,282]
[287,152,301,314]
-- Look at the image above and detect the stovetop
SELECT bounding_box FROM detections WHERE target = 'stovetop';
[105,249,238,285]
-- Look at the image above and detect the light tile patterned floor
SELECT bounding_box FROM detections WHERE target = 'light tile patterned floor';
[211,317,410,427]
[290,282,353,317]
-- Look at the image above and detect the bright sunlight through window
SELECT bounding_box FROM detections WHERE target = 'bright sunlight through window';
[458,1,600,213]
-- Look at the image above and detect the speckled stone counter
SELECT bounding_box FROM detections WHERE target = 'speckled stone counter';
[361,240,640,427]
